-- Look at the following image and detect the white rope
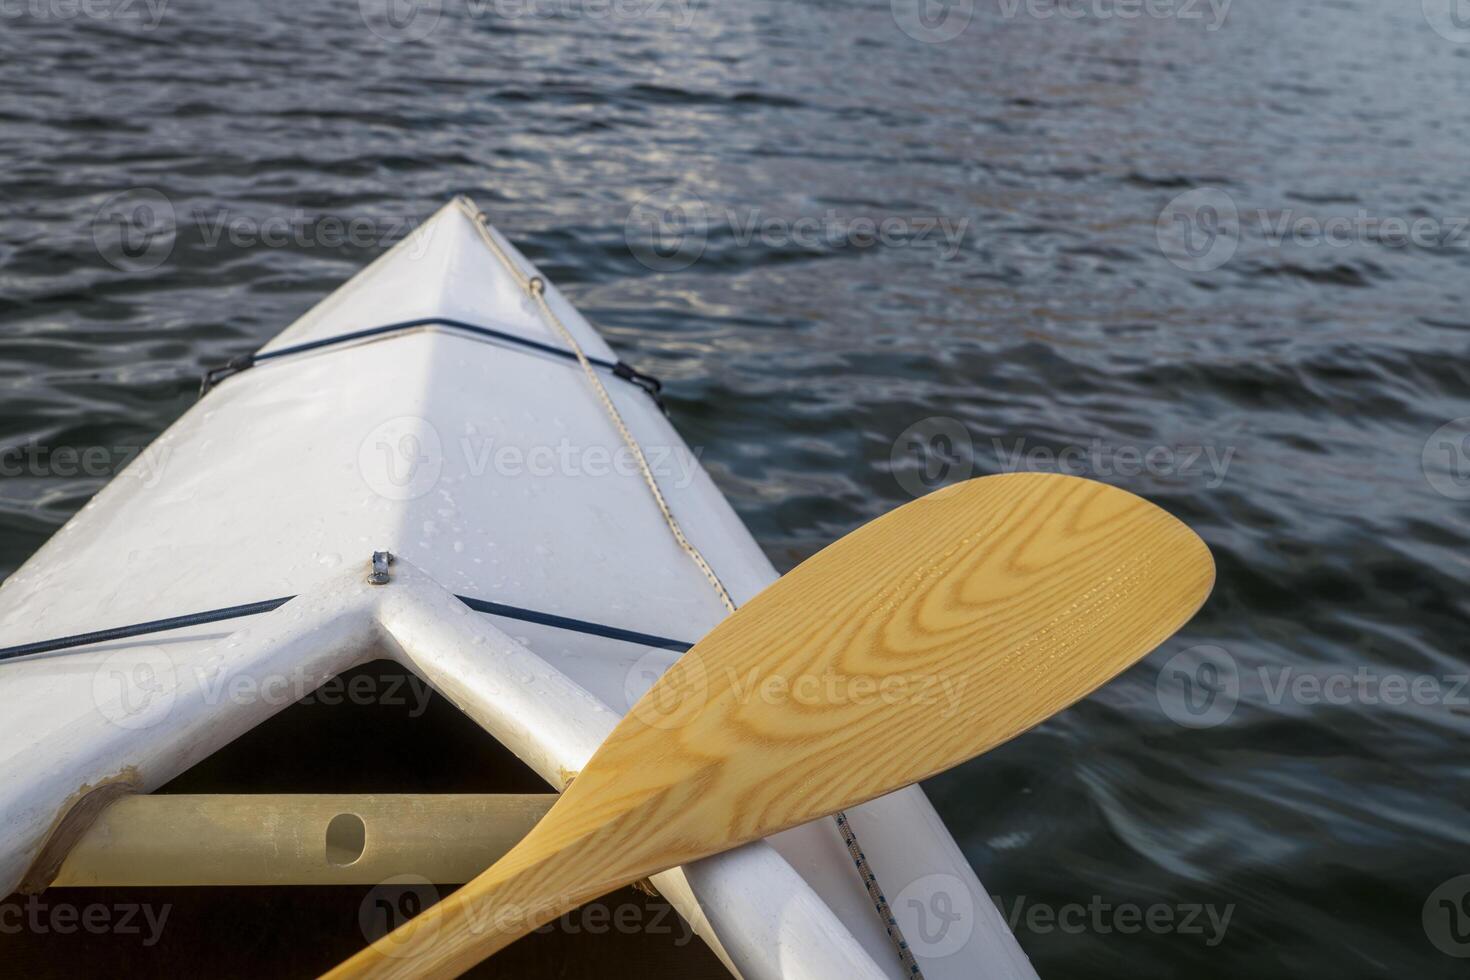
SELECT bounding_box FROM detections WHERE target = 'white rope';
[461,199,735,612]
[462,198,923,978]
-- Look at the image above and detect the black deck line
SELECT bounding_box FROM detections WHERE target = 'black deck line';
[0,593,692,663]
[254,317,622,373]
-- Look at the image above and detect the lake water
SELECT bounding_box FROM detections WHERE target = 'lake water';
[2,0,1469,976]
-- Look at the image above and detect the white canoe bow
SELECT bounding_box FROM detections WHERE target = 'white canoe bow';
[0,197,1037,980]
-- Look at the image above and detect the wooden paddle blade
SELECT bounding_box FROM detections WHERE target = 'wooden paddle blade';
[588,471,1214,835]
[329,473,1213,978]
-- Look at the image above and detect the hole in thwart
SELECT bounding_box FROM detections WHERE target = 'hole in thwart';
[325,812,367,867]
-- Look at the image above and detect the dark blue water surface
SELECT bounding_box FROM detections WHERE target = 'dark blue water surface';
[2,0,1470,976]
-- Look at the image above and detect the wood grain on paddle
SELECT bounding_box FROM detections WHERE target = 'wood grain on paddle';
[328,472,1214,979]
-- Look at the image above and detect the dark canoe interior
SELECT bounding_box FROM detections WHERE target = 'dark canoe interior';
[2,660,729,978]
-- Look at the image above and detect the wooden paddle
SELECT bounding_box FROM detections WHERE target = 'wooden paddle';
[327,472,1214,978]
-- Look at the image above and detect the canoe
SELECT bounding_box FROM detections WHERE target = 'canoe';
[0,197,1037,979]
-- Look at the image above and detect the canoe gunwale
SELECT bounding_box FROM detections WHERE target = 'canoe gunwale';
[2,567,388,898]
[2,556,889,980]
